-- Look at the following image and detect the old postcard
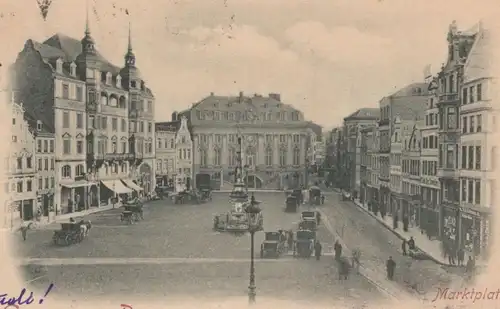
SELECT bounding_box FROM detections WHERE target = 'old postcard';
[0,0,499,309]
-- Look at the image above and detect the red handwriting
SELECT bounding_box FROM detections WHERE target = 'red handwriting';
[121,304,132,309]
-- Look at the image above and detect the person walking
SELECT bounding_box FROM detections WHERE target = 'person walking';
[386,256,396,280]
[448,246,456,265]
[465,256,475,281]
[407,237,416,250]
[401,239,407,256]
[403,215,409,232]
[314,240,322,261]
[334,240,342,261]
[351,248,361,274]
[19,221,32,241]
[457,247,465,266]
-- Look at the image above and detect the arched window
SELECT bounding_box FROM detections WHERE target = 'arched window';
[119,96,126,108]
[109,95,118,107]
[279,149,287,167]
[61,165,71,178]
[75,164,84,176]
[170,139,175,148]
[214,148,221,166]
[121,162,127,173]
[100,93,108,105]
[200,149,208,167]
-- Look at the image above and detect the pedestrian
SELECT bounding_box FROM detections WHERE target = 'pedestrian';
[448,246,456,265]
[407,236,416,250]
[19,221,32,241]
[386,256,396,280]
[334,240,342,261]
[338,257,350,280]
[314,240,322,261]
[393,214,399,229]
[401,239,407,256]
[321,194,325,204]
[403,215,409,232]
[351,248,361,274]
[287,230,294,251]
[465,256,475,280]
[457,247,465,266]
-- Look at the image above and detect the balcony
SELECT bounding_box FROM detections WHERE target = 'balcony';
[96,153,135,161]
[437,93,459,104]
[437,167,458,179]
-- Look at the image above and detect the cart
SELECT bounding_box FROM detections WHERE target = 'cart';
[123,204,143,221]
[260,231,286,258]
[52,223,83,246]
[294,230,316,258]
[284,196,298,213]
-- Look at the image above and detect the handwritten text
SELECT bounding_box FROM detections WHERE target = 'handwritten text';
[432,287,500,303]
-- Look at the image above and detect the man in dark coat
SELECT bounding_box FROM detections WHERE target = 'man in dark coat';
[314,240,322,261]
[401,239,407,256]
[465,256,475,280]
[407,237,416,250]
[448,246,456,265]
[334,240,342,261]
[457,247,465,266]
[386,256,396,280]
[393,214,399,229]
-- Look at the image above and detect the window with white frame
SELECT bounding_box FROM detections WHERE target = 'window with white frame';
[61,165,71,178]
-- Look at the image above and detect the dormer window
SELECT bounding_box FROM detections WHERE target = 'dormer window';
[37,120,42,131]
[116,75,122,88]
[56,58,63,73]
[130,81,137,89]
[106,72,112,85]
[70,62,76,77]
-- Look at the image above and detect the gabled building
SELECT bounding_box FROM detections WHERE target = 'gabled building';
[342,108,379,197]
[174,115,194,192]
[457,22,494,259]
[10,13,155,215]
[155,115,178,188]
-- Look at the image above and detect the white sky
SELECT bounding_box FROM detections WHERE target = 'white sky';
[0,0,498,128]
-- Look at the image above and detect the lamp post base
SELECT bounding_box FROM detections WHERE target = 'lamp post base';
[248,285,256,304]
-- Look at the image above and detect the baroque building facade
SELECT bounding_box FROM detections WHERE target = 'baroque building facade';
[10,15,155,215]
[155,118,178,188]
[177,92,314,190]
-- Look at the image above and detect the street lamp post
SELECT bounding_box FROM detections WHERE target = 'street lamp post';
[245,203,262,304]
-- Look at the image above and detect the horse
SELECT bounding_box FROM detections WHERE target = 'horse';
[78,220,92,238]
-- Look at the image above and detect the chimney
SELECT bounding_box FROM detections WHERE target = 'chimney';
[239,91,244,103]
[172,112,178,121]
[210,92,214,96]
[269,93,281,102]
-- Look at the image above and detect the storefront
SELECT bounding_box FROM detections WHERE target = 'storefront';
[379,186,390,216]
[441,203,459,249]
[459,207,490,257]
[390,193,402,218]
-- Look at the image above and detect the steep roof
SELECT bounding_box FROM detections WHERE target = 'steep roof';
[192,93,299,113]
[463,26,493,83]
[344,107,379,120]
[389,83,429,97]
[155,120,179,132]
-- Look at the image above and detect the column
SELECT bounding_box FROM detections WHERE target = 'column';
[287,134,293,165]
[273,134,279,167]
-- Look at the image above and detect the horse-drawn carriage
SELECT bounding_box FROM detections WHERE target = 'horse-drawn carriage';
[52,221,91,246]
[199,189,212,202]
[294,230,316,258]
[155,186,171,200]
[260,231,287,258]
[172,190,200,204]
[301,211,321,226]
[298,219,317,231]
[284,196,298,213]
[309,186,324,205]
[121,203,144,224]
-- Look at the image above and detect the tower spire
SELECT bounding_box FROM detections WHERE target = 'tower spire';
[128,22,133,52]
[85,0,90,36]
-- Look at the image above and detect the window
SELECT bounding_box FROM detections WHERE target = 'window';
[16,157,22,169]
[477,84,482,101]
[38,177,42,190]
[26,157,32,169]
[76,141,83,154]
[44,158,48,170]
[469,86,475,103]
[121,119,126,132]
[469,116,475,133]
[37,140,42,152]
[17,181,23,193]
[112,118,118,131]
[462,117,467,133]
[187,149,191,160]
[447,107,456,129]
[38,158,42,171]
[461,146,467,168]
[49,140,54,152]
[467,179,474,203]
[27,180,32,192]
[228,148,236,166]
[475,146,481,170]
[446,145,454,168]
[265,147,273,166]
[468,146,474,169]
[293,148,300,165]
[62,83,69,99]
[121,141,127,153]
[178,149,182,160]
[462,88,468,105]
[43,140,48,152]
[76,86,83,101]
[279,135,286,143]
[477,115,482,132]
[147,101,153,112]
[63,139,71,154]
[51,159,54,170]
[148,122,152,133]
[76,113,83,129]
[101,116,107,129]
[170,139,174,148]
[61,165,71,178]
[214,148,221,166]
[44,177,49,189]
[279,149,287,166]
[200,149,207,167]
[461,179,467,202]
[63,112,69,128]
[51,177,55,188]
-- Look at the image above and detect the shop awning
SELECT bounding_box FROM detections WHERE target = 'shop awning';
[61,180,94,188]
[100,180,133,194]
[121,179,143,191]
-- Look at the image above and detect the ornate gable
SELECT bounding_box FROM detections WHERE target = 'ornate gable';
[62,132,71,138]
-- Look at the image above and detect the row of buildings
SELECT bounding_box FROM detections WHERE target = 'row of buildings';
[3,13,321,227]
[328,21,496,260]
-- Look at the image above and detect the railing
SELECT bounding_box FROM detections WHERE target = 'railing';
[438,93,459,103]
